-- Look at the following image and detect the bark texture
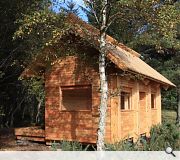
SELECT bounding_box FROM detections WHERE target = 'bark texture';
[97,0,108,151]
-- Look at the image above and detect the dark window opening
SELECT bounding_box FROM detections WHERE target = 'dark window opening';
[120,91,130,110]
[151,94,155,109]
[61,85,92,111]
[139,92,146,101]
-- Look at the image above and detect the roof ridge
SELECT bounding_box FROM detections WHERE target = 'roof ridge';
[66,13,140,58]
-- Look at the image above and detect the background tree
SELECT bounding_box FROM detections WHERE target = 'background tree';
[15,0,111,150]
[59,0,79,15]
[86,0,180,124]
[0,0,50,127]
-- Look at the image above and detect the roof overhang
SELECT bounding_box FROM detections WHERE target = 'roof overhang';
[21,13,176,88]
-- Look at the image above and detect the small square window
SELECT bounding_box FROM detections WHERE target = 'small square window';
[120,91,130,110]
[139,92,146,101]
[61,85,92,111]
[151,94,156,109]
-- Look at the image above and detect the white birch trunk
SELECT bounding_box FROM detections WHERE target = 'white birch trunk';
[97,0,108,151]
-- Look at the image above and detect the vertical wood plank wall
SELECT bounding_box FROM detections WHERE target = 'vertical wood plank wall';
[45,56,112,143]
[45,55,161,144]
[110,76,161,142]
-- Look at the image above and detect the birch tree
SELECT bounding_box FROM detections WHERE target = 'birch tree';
[95,0,108,151]
[84,0,115,150]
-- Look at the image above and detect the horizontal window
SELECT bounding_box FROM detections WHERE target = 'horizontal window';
[61,85,92,111]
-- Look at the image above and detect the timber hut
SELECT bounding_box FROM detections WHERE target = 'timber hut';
[15,14,175,144]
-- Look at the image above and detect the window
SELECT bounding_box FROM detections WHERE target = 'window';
[61,85,92,111]
[151,94,156,109]
[139,92,146,101]
[139,92,146,108]
[120,91,131,110]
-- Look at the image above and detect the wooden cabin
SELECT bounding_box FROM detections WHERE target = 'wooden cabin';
[15,14,175,144]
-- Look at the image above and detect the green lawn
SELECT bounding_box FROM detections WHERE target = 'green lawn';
[162,109,177,123]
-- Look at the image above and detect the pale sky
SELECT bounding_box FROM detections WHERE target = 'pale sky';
[74,0,88,21]
[76,0,85,7]
[52,0,88,21]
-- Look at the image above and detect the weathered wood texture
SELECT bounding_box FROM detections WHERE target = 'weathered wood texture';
[15,126,45,142]
[45,56,112,143]
[15,56,162,144]
[44,56,161,144]
[109,77,161,142]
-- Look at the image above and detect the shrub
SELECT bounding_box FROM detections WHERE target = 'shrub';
[60,141,83,151]
[51,122,179,151]
[147,122,180,150]
[51,140,93,151]
[106,122,180,151]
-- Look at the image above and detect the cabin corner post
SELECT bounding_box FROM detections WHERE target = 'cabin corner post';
[146,85,152,137]
[109,75,119,143]
[156,87,161,124]
[134,81,140,140]
[117,76,121,141]
[44,72,49,142]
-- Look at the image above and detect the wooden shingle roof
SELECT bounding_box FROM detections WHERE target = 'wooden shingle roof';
[22,14,175,87]
[66,14,175,87]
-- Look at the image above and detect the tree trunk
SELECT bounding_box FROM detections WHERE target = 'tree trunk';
[36,99,42,124]
[176,87,180,125]
[97,0,108,151]
[10,97,24,127]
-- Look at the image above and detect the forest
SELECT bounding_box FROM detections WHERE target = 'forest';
[0,0,179,151]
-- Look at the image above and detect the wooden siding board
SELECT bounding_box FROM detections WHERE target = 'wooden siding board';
[45,56,100,143]
[31,56,163,144]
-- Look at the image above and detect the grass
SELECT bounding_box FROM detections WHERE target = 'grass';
[162,109,177,123]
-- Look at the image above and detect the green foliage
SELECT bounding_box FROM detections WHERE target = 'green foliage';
[51,140,93,151]
[144,52,180,110]
[0,0,51,127]
[87,0,180,50]
[14,10,69,59]
[148,122,179,150]
[87,0,180,112]
[105,140,135,151]
[49,123,180,151]
[21,77,45,125]
[60,0,79,15]
[22,77,45,101]
[50,122,179,151]
[106,122,180,151]
[51,142,61,151]
[162,110,177,123]
[51,140,96,151]
[60,141,84,151]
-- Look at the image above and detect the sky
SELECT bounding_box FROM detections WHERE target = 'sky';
[52,0,88,21]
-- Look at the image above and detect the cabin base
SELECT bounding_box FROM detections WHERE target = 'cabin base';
[14,126,151,145]
[15,126,45,142]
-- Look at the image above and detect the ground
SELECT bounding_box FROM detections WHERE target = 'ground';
[0,109,177,151]
[0,128,50,151]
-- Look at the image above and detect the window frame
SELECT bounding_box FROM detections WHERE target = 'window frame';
[60,85,92,111]
[139,91,147,109]
[151,93,156,109]
[120,87,132,111]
